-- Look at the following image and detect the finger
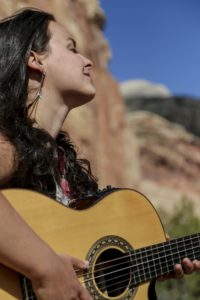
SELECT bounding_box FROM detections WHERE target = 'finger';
[193,260,200,271]
[174,264,184,279]
[79,286,92,300]
[182,258,194,274]
[71,256,89,270]
[165,233,170,241]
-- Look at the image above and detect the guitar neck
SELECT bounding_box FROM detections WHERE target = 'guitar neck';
[132,233,200,285]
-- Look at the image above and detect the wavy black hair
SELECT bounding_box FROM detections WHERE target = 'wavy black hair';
[0,8,98,200]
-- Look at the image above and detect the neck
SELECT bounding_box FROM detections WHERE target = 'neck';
[28,87,70,138]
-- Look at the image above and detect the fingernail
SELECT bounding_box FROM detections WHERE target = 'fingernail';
[84,260,89,268]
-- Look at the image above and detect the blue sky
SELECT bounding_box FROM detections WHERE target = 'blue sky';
[100,0,200,97]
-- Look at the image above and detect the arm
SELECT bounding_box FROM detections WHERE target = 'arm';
[0,136,91,300]
[0,191,91,300]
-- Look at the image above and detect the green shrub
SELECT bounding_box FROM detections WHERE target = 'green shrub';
[156,197,200,300]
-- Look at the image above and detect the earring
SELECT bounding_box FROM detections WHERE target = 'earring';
[35,71,46,100]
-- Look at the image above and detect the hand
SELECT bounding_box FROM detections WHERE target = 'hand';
[173,258,200,279]
[158,234,200,281]
[31,253,92,300]
[158,258,200,281]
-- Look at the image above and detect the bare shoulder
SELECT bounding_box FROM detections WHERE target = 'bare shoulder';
[0,133,17,184]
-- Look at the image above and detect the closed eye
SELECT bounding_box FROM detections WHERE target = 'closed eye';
[69,47,78,53]
[67,37,78,53]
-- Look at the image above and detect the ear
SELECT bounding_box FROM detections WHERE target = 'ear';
[27,51,45,74]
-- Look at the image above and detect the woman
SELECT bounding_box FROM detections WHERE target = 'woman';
[0,8,199,300]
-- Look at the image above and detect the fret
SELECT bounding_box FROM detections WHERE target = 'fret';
[170,238,181,264]
[197,235,200,259]
[130,233,200,285]
[189,235,200,260]
[133,247,146,285]
[179,237,187,258]
[144,245,157,278]
[148,244,158,278]
[154,243,166,274]
[140,248,150,280]
[143,244,160,279]
[195,235,200,259]
[165,240,174,272]
[190,236,196,260]
[176,234,200,260]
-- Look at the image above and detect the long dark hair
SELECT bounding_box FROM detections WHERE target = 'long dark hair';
[0,8,98,200]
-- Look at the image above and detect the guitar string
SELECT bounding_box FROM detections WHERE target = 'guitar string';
[21,241,199,296]
[92,275,137,296]
[78,253,200,298]
[23,253,200,300]
[23,258,194,300]
[87,251,200,294]
[82,258,199,297]
[95,258,177,294]
[76,238,200,282]
[77,243,200,286]
[99,254,200,299]
[80,252,200,291]
[21,246,200,299]
[22,260,180,300]
[82,258,176,292]
[21,236,200,297]
[75,234,200,277]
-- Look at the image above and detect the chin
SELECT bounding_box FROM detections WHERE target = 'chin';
[82,85,96,102]
[64,85,96,108]
[78,91,95,107]
[69,91,95,109]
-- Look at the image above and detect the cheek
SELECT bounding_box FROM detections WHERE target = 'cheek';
[54,56,81,78]
[45,53,84,90]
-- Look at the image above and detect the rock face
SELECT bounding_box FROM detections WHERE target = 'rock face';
[122,80,200,213]
[124,93,200,137]
[128,111,200,213]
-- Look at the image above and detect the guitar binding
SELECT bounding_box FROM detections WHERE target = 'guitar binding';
[69,186,119,210]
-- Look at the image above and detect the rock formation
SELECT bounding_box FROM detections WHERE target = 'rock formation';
[123,92,200,137]
[120,79,171,98]
[128,111,200,213]
[122,80,200,213]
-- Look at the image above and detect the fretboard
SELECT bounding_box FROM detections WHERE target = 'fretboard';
[131,233,200,286]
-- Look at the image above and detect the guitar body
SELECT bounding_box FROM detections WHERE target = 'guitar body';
[0,188,166,300]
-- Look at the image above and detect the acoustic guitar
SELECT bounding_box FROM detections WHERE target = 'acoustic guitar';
[0,188,199,300]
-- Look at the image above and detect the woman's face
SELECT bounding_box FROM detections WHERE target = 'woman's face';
[43,21,96,108]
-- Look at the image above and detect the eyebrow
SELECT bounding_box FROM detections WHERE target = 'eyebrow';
[67,37,76,47]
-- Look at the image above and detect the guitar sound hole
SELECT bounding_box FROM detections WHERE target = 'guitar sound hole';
[94,248,131,297]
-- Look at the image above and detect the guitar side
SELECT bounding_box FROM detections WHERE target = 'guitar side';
[0,188,166,300]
